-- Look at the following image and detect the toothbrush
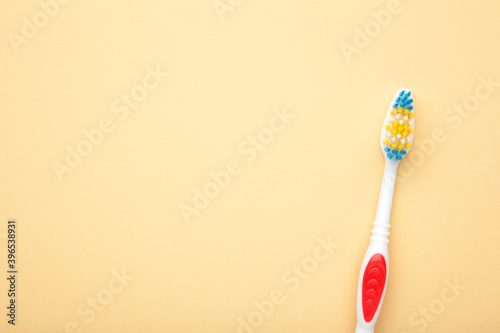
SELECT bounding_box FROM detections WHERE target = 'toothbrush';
[355,89,415,333]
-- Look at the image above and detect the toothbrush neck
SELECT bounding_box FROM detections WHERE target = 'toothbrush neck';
[374,161,399,227]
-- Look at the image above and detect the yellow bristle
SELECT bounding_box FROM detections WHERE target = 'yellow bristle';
[385,125,390,130]
[397,107,402,113]
[391,144,396,149]
[408,128,414,133]
[392,122,398,128]
[405,143,411,148]
[404,124,408,129]
[397,126,403,132]
[403,109,409,114]
[402,131,407,137]
[391,129,397,134]
[390,110,396,115]
[397,145,403,150]
[408,113,415,118]
[384,139,389,145]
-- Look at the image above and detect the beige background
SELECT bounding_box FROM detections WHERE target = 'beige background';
[1,0,500,332]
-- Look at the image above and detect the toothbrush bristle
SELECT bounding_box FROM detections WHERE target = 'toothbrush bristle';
[381,89,414,160]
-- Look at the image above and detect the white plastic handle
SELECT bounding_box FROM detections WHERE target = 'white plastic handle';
[355,161,398,333]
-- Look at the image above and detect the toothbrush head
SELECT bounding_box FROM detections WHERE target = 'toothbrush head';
[380,89,415,161]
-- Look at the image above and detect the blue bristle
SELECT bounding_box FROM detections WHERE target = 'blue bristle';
[392,149,398,154]
[393,90,413,109]
[384,147,390,153]
[403,102,411,108]
[396,155,403,160]
[401,150,407,155]
[387,154,393,159]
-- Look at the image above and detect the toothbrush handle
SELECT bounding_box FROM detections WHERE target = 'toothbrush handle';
[355,230,389,333]
[355,162,396,333]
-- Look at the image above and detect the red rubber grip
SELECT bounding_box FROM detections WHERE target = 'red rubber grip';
[361,254,387,322]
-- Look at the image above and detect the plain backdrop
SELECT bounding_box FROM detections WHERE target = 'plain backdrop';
[1,0,500,332]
